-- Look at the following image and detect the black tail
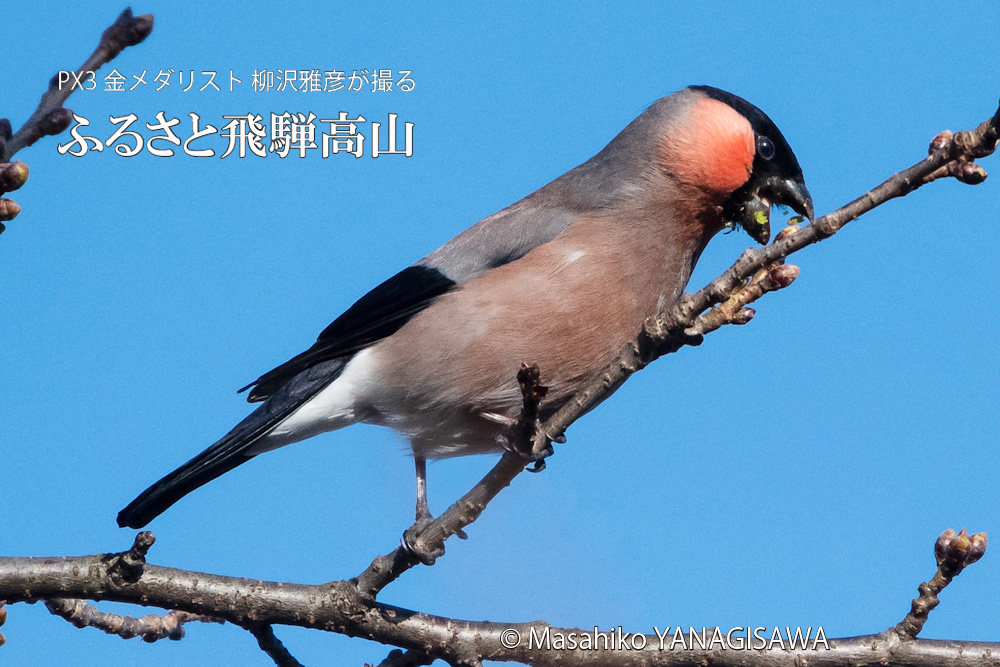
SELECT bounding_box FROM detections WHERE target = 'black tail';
[117,429,262,528]
[117,358,347,528]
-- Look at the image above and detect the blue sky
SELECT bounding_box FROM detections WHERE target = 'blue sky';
[3,2,999,665]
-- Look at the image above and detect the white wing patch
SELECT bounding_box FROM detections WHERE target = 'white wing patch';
[246,348,376,454]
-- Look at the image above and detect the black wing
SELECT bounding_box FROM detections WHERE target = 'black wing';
[239,265,456,402]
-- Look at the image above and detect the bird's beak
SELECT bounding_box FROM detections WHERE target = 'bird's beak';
[734,176,814,245]
[764,175,814,223]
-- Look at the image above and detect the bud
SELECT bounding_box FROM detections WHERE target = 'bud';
[935,527,988,575]
[775,224,801,242]
[0,162,29,192]
[929,130,953,154]
[0,605,6,626]
[969,531,988,564]
[731,307,755,325]
[127,14,155,45]
[517,362,540,391]
[39,107,73,136]
[0,199,21,221]
[768,264,800,289]
[935,528,956,564]
[953,161,987,185]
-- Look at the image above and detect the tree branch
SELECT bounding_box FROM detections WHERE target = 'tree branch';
[245,623,306,667]
[44,597,220,642]
[893,528,988,639]
[1,7,153,162]
[374,648,435,667]
[0,7,153,234]
[0,530,992,666]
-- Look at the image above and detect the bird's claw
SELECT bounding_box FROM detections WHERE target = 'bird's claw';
[402,518,444,566]
[512,435,553,472]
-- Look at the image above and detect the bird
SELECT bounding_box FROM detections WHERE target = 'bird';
[117,85,813,531]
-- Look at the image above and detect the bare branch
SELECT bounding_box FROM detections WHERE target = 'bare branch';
[38,533,220,642]
[1,17,996,662]
[893,528,988,639]
[1,8,154,162]
[0,8,153,235]
[246,623,306,667]
[373,648,434,667]
[44,597,220,641]
[0,529,994,666]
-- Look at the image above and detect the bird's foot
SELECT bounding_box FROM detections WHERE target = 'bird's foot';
[501,427,558,471]
[522,437,557,472]
[402,517,445,566]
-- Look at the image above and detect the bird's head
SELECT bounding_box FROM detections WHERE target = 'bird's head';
[695,86,813,243]
[648,86,813,245]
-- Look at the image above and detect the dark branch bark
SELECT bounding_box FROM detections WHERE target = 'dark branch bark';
[0,529,993,666]
[246,624,306,667]
[0,8,153,234]
[1,8,153,162]
[44,597,220,642]
[375,648,435,667]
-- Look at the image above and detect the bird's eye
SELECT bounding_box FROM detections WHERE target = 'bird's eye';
[757,135,775,160]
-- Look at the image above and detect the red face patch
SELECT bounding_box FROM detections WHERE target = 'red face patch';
[659,96,755,195]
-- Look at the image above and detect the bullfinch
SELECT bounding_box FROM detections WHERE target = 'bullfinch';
[118,85,813,529]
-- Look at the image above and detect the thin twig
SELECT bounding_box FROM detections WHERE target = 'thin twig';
[893,528,988,639]
[109,530,155,583]
[247,623,307,667]
[44,597,221,641]
[373,648,435,667]
[0,8,153,234]
[1,8,154,162]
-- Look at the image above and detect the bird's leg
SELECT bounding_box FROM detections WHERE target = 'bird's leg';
[402,454,468,565]
[414,454,431,523]
[402,455,447,565]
